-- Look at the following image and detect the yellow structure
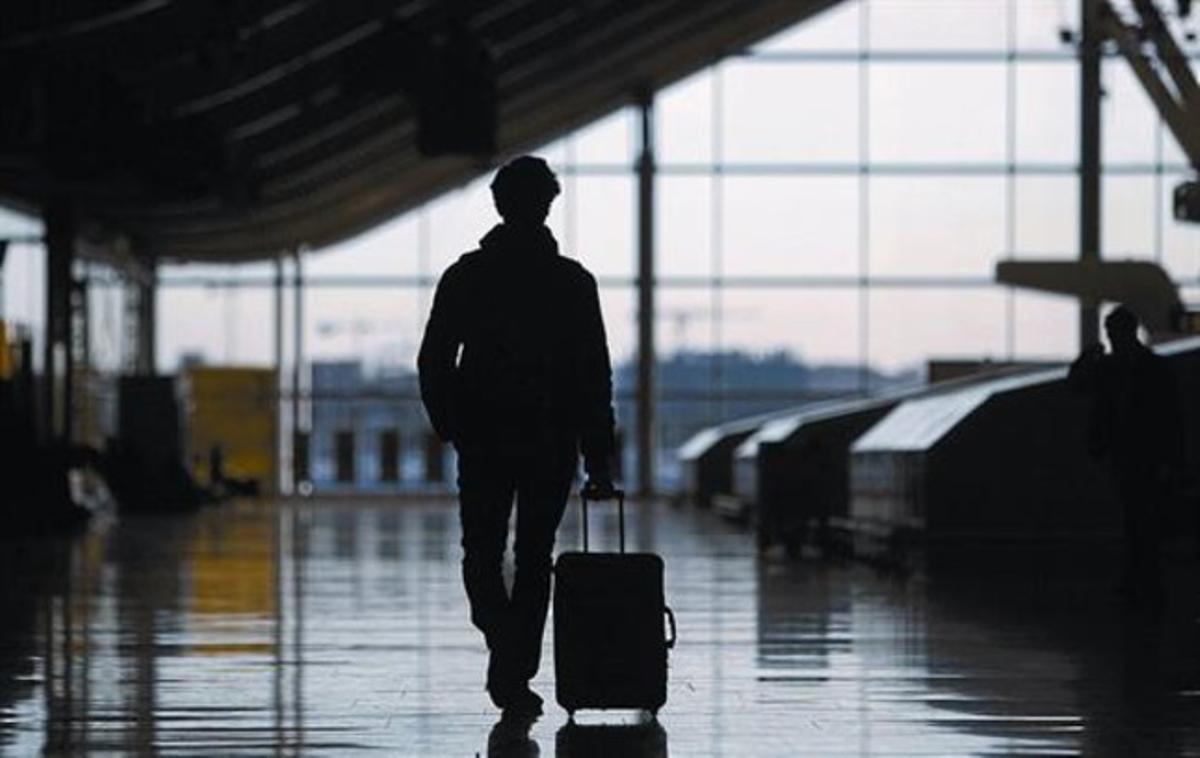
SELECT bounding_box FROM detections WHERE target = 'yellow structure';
[181,367,278,495]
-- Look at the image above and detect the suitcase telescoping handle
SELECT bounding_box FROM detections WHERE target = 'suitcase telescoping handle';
[665,606,677,650]
[580,488,625,553]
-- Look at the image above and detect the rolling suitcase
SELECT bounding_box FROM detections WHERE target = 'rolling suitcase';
[553,489,677,716]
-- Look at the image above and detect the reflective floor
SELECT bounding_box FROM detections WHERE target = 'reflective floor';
[2,498,1200,756]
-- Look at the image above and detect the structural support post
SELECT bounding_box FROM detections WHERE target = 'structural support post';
[137,265,156,375]
[274,254,285,495]
[43,203,74,445]
[1080,0,1103,348]
[291,249,305,493]
[635,91,656,497]
[70,269,88,444]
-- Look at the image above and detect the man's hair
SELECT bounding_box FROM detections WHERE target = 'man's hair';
[490,155,560,210]
[1105,304,1139,333]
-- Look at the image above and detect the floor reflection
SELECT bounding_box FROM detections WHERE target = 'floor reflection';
[0,498,1197,755]
[555,718,668,757]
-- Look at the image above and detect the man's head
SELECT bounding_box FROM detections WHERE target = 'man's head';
[490,155,560,226]
[1105,304,1141,355]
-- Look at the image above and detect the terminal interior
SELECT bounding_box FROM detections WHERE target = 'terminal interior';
[3,1,1200,755]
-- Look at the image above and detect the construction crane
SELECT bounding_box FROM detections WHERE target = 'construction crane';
[315,318,409,363]
[999,0,1200,339]
[658,306,757,351]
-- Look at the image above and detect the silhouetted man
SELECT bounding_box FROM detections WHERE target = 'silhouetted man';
[1069,306,1184,601]
[418,156,616,716]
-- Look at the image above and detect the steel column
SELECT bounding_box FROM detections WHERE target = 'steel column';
[70,270,88,444]
[1080,0,1103,347]
[292,249,305,492]
[43,203,74,444]
[635,92,656,496]
[274,254,284,495]
[138,266,156,375]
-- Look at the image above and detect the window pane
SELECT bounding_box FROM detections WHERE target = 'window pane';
[570,108,634,165]
[426,177,495,273]
[656,289,717,358]
[868,288,1008,373]
[869,0,1008,51]
[158,288,215,370]
[1015,0,1073,51]
[869,176,1005,276]
[532,135,570,168]
[159,260,275,283]
[1161,173,1200,281]
[659,176,713,278]
[658,70,712,165]
[602,287,636,454]
[598,288,636,368]
[157,286,275,370]
[1162,119,1189,169]
[1014,176,1078,256]
[572,175,635,276]
[658,290,861,455]
[1103,62,1157,166]
[306,287,422,369]
[870,63,1007,163]
[1102,174,1156,258]
[2,239,45,359]
[1016,62,1078,165]
[1160,63,1200,167]
[1013,290,1077,359]
[722,176,859,276]
[722,62,859,163]
[719,289,861,368]
[307,213,420,277]
[86,271,128,374]
[753,2,861,52]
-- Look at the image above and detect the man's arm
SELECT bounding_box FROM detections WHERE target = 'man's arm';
[577,271,616,486]
[418,266,462,442]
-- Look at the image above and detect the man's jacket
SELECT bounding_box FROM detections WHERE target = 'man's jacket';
[1068,344,1184,470]
[417,223,616,475]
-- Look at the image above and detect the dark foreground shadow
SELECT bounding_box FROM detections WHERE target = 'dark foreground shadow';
[555,718,668,758]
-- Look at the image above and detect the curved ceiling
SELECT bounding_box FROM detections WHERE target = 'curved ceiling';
[1,0,835,262]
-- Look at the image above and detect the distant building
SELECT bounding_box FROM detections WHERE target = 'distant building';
[309,352,916,492]
[310,361,427,491]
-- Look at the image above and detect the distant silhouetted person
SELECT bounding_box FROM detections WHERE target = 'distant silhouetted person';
[1069,305,1184,603]
[418,155,617,716]
[209,445,225,488]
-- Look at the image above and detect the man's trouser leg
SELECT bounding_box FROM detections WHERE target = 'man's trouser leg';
[510,450,575,685]
[1118,465,1163,598]
[457,447,516,688]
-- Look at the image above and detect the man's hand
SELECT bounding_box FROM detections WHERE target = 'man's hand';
[581,477,619,500]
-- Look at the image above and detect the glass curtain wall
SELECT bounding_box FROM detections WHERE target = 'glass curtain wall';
[142,0,1200,490]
